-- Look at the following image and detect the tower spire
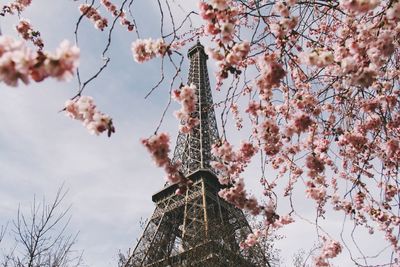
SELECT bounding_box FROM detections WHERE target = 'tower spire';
[126,41,268,267]
[172,40,220,175]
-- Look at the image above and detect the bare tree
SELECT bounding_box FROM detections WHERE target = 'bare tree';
[292,249,311,267]
[0,225,6,246]
[246,214,282,267]
[0,187,83,267]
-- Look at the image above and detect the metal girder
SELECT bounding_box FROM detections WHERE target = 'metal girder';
[172,40,220,176]
[127,172,267,267]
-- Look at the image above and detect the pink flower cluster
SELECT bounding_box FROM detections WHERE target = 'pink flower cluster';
[314,237,342,267]
[211,141,258,184]
[367,31,395,68]
[172,84,199,133]
[0,36,79,86]
[230,103,243,129]
[208,41,250,82]
[34,40,80,82]
[141,133,187,188]
[387,2,400,20]
[0,36,35,86]
[65,96,115,136]
[12,0,31,10]
[386,139,400,168]
[256,54,285,100]
[239,229,261,249]
[271,214,295,228]
[16,19,44,49]
[219,178,261,215]
[305,181,327,204]
[353,191,365,210]
[340,0,380,13]
[302,50,334,67]
[270,1,298,38]
[305,154,325,177]
[141,132,171,167]
[338,131,368,153]
[1,0,31,15]
[131,38,169,63]
[199,0,238,43]
[226,42,250,66]
[100,0,134,31]
[257,119,282,156]
[79,4,108,31]
[211,141,261,214]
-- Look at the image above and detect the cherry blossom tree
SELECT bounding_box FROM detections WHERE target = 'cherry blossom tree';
[2,0,400,266]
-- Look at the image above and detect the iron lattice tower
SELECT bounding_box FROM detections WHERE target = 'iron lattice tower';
[127,41,268,267]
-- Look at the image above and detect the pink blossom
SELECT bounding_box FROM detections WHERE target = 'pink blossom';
[340,0,380,13]
[0,36,79,86]
[142,132,187,187]
[100,0,134,31]
[256,54,285,99]
[272,214,295,228]
[65,96,115,136]
[387,3,400,20]
[225,41,250,66]
[274,2,289,17]
[314,237,342,266]
[2,0,32,14]
[131,38,169,63]
[141,132,171,167]
[79,4,108,31]
[219,178,261,215]
[210,0,230,10]
[0,36,35,86]
[231,103,243,129]
[240,230,261,249]
[198,1,238,43]
[305,181,326,203]
[43,40,80,81]
[15,19,43,49]
[257,119,281,156]
[292,112,314,134]
[211,141,257,185]
[172,84,199,133]
[302,51,334,67]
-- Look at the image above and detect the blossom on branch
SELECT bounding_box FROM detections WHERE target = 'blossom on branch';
[172,84,199,134]
[42,40,80,81]
[301,50,334,68]
[65,96,115,137]
[0,36,35,86]
[211,141,258,184]
[16,19,44,49]
[340,0,380,13]
[141,133,188,189]
[0,36,79,86]
[314,237,342,266]
[219,178,262,215]
[239,229,261,249]
[199,0,238,43]
[131,38,169,63]
[1,0,31,15]
[79,4,108,31]
[100,0,134,31]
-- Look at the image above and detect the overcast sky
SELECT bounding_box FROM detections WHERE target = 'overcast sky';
[0,1,393,266]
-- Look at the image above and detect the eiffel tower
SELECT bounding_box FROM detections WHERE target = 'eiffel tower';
[126,40,268,267]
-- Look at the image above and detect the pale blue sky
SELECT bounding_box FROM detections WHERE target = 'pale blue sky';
[0,1,393,266]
